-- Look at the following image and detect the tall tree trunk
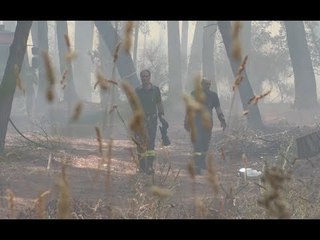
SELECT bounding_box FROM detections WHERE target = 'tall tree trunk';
[284,21,318,109]
[218,21,263,128]
[202,21,218,92]
[0,21,32,153]
[94,21,140,88]
[239,21,256,91]
[167,21,182,103]
[186,21,205,92]
[56,21,78,116]
[181,21,189,90]
[74,21,93,101]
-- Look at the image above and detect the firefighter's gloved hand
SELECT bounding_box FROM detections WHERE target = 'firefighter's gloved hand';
[221,120,226,131]
[158,112,164,120]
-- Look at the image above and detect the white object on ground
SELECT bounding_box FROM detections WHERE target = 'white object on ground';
[238,168,262,177]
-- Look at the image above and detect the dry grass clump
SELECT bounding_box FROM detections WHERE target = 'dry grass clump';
[231,21,242,60]
[57,164,72,219]
[258,166,291,218]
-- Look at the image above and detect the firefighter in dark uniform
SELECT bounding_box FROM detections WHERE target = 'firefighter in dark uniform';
[184,78,226,175]
[135,69,165,175]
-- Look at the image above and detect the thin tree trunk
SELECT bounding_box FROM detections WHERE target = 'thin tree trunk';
[0,21,32,153]
[218,21,263,128]
[284,21,318,109]
[34,21,49,115]
[181,21,189,90]
[186,21,205,92]
[167,21,182,102]
[56,21,78,116]
[74,21,93,101]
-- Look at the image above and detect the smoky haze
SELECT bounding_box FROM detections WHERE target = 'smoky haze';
[2,21,320,219]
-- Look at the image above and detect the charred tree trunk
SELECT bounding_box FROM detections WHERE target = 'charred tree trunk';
[218,21,263,128]
[94,21,140,88]
[0,21,32,153]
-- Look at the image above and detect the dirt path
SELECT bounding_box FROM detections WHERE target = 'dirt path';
[2,119,317,219]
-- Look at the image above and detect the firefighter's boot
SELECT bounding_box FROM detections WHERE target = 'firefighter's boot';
[139,157,147,174]
[194,155,202,175]
[200,154,207,170]
[146,156,155,175]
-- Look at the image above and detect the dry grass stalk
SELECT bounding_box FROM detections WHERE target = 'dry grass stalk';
[113,41,122,63]
[42,51,55,86]
[248,89,272,105]
[201,109,212,129]
[35,190,50,218]
[121,82,147,148]
[242,110,249,116]
[71,101,83,122]
[94,126,103,154]
[109,105,117,114]
[47,153,52,170]
[207,153,219,194]
[182,94,200,143]
[194,74,205,103]
[14,64,25,94]
[57,164,72,219]
[242,153,248,166]
[6,189,15,218]
[220,147,225,161]
[46,90,54,102]
[64,34,77,62]
[124,21,134,53]
[150,185,172,200]
[121,81,141,111]
[183,75,213,144]
[6,151,19,159]
[42,51,56,102]
[232,21,242,60]
[242,153,248,184]
[60,69,68,89]
[94,70,109,91]
[232,55,248,91]
[195,197,208,218]
[187,159,195,180]
[105,139,113,190]
[258,166,291,218]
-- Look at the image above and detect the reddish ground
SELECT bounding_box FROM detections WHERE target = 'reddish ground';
[1,104,320,219]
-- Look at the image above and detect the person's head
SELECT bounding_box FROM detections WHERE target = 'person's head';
[201,78,211,90]
[140,69,151,88]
